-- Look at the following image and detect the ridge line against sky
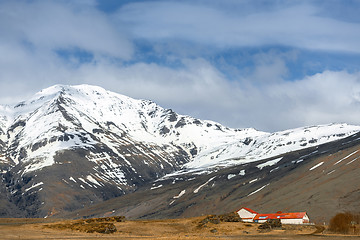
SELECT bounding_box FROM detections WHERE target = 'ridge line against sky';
[0,0,360,132]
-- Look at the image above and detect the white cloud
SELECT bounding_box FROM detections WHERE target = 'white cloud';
[272,71,360,124]
[117,1,360,53]
[0,0,133,102]
[1,41,360,132]
[248,50,298,85]
[84,61,360,132]
[75,58,240,110]
[0,0,360,133]
[0,0,133,59]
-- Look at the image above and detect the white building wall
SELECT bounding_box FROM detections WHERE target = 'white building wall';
[256,216,308,224]
[280,218,304,224]
[242,218,255,223]
[256,219,267,223]
[256,218,303,224]
[303,214,310,223]
[237,209,257,222]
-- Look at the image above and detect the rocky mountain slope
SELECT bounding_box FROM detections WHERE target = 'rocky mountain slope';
[64,132,360,223]
[0,84,359,218]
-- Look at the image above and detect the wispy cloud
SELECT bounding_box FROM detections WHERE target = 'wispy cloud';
[117,1,360,52]
[0,0,133,59]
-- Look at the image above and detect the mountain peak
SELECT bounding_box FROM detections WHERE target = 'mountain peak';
[37,84,106,95]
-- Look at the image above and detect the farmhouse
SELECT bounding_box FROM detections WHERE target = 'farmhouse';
[236,207,310,224]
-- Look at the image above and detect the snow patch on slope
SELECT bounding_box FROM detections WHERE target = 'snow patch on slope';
[257,157,283,170]
[248,184,269,196]
[193,177,216,193]
[309,162,324,171]
[334,150,359,165]
[173,190,186,199]
[25,182,43,192]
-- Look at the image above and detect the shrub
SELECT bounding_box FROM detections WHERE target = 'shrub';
[218,212,242,222]
[258,219,282,230]
[198,212,242,228]
[46,221,117,234]
[82,223,117,234]
[329,212,359,234]
[44,216,125,234]
[84,216,125,223]
[198,215,220,227]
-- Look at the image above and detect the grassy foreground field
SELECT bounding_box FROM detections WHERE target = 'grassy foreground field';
[0,217,359,240]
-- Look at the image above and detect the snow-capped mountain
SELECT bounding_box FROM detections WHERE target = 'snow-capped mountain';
[1,85,359,174]
[0,84,359,217]
[0,85,264,179]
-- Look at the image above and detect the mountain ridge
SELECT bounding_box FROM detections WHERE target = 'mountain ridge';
[1,84,359,174]
[0,84,359,218]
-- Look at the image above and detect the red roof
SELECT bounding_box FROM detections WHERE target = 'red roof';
[253,212,307,220]
[238,207,258,214]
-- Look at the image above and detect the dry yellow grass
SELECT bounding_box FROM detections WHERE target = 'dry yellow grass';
[0,217,359,240]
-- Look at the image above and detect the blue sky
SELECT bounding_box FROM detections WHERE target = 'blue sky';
[1,0,360,132]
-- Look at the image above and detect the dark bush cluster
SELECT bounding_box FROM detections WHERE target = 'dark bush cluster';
[83,216,125,223]
[80,222,117,234]
[329,212,360,234]
[198,212,242,228]
[45,216,126,234]
[218,212,242,222]
[258,219,282,230]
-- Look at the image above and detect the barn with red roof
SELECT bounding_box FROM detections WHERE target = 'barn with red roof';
[236,208,310,224]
